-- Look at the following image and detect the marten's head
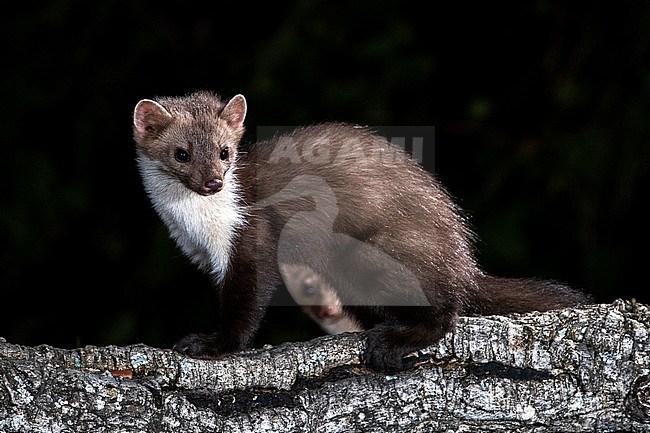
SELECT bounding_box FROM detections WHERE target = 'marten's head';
[133,91,246,196]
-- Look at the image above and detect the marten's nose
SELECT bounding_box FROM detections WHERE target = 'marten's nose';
[203,178,223,194]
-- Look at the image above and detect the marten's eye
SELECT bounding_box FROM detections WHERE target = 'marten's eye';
[174,148,191,163]
[302,285,316,298]
[219,148,229,161]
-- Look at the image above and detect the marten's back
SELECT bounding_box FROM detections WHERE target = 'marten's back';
[239,122,591,314]
[239,122,480,308]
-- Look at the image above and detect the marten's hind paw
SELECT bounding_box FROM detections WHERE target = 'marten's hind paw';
[362,326,409,373]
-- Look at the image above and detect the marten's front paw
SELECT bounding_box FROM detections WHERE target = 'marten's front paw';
[173,333,229,359]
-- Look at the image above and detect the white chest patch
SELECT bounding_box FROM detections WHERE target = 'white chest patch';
[137,156,246,284]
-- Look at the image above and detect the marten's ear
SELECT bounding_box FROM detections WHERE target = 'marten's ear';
[133,99,173,141]
[221,94,247,127]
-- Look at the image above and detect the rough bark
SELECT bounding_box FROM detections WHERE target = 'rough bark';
[1,299,649,432]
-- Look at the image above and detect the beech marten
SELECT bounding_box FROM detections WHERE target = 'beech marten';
[133,90,591,372]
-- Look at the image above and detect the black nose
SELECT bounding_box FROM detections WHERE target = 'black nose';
[203,178,223,194]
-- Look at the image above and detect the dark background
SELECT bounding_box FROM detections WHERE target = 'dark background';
[2,1,648,351]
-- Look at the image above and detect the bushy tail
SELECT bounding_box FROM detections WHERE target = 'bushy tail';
[463,274,592,316]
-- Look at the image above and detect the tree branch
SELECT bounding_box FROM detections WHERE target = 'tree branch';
[1,299,649,432]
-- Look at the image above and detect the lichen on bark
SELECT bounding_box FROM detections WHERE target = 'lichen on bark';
[1,300,649,432]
